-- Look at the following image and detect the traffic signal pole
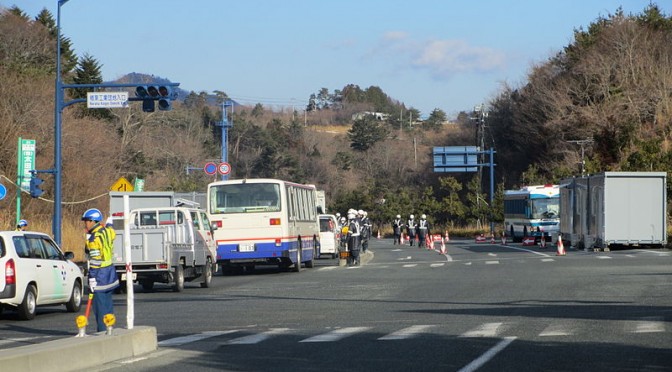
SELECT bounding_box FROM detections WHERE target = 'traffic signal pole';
[51,0,178,244]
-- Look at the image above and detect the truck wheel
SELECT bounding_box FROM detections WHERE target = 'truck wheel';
[18,285,37,320]
[65,281,82,312]
[141,280,155,292]
[293,246,302,272]
[200,260,213,288]
[173,265,185,292]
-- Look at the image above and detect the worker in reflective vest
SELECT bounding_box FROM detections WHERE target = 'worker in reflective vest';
[82,208,119,332]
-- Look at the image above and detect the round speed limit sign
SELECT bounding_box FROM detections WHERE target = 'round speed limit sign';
[218,162,231,175]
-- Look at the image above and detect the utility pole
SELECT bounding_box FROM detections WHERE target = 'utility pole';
[567,138,594,177]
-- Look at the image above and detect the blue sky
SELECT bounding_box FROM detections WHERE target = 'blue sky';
[9,0,663,118]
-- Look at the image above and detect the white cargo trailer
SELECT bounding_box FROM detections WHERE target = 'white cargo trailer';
[560,172,667,250]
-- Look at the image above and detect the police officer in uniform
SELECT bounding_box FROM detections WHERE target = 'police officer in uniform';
[392,215,403,245]
[82,208,119,332]
[15,219,28,231]
[359,210,371,253]
[346,211,361,266]
[406,214,417,246]
[417,214,431,248]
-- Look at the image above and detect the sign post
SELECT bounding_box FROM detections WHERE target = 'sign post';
[16,138,36,225]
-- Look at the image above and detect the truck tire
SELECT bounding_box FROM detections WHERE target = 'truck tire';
[65,281,82,312]
[200,260,213,288]
[173,265,185,292]
[18,285,37,320]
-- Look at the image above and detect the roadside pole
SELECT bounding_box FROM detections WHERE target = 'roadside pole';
[123,195,134,329]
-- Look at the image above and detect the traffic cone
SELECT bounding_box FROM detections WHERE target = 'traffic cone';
[445,231,450,243]
[501,231,507,245]
[540,234,546,248]
[400,233,405,245]
[440,238,446,254]
[556,234,566,256]
[490,233,495,244]
[377,230,381,239]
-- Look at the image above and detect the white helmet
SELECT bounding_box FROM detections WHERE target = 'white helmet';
[362,211,368,217]
[421,214,426,219]
[409,214,414,219]
[357,209,364,216]
[396,214,401,219]
[348,208,357,214]
[336,212,341,217]
[340,217,346,223]
[347,213,356,220]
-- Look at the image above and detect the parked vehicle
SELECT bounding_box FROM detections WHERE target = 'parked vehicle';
[317,214,339,259]
[111,207,217,292]
[0,231,84,320]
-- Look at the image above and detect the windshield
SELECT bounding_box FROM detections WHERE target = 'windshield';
[531,198,560,219]
[209,183,281,214]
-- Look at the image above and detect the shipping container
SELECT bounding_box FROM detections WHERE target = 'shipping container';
[560,172,667,250]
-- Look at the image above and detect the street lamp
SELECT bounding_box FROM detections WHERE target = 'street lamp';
[52,0,69,244]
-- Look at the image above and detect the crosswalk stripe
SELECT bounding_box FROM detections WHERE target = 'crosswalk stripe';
[540,258,554,262]
[596,256,612,259]
[460,322,504,338]
[485,261,499,265]
[300,327,371,343]
[160,330,239,347]
[378,325,435,340]
[224,328,290,345]
[403,264,417,268]
[430,263,445,267]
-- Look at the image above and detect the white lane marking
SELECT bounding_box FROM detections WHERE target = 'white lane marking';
[224,328,290,345]
[541,258,555,262]
[318,266,339,271]
[397,256,413,261]
[596,256,612,259]
[485,261,499,265]
[392,249,403,252]
[430,263,445,267]
[457,336,517,372]
[638,249,670,256]
[159,330,239,347]
[499,245,551,257]
[464,262,472,265]
[539,324,573,337]
[488,253,497,257]
[403,264,417,268]
[460,322,504,338]
[625,255,635,258]
[633,319,665,333]
[300,327,371,343]
[378,325,435,340]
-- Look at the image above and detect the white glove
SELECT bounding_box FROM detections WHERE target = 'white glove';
[105,217,113,227]
[88,278,97,292]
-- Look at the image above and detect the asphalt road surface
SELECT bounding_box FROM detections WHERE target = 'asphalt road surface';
[1,238,671,371]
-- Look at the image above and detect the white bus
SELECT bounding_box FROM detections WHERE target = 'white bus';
[207,178,320,273]
[503,184,560,242]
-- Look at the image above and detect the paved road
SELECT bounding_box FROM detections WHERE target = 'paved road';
[1,239,671,371]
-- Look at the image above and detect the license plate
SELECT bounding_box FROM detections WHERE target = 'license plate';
[239,243,255,252]
[121,273,137,281]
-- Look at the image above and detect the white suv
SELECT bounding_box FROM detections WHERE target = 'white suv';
[0,231,84,320]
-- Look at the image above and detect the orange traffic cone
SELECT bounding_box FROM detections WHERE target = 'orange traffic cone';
[440,238,446,254]
[445,231,450,243]
[400,233,405,245]
[556,234,566,256]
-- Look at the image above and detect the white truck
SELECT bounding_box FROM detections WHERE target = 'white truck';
[111,206,218,292]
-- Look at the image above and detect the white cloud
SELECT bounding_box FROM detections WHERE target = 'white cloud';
[369,33,507,79]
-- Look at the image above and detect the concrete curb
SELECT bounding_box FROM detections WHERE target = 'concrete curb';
[0,326,157,372]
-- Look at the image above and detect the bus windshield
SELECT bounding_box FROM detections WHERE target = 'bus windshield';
[209,183,281,214]
[531,198,559,219]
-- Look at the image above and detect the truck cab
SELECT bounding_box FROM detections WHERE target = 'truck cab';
[112,207,217,292]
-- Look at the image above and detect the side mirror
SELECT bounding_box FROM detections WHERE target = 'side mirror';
[210,222,218,231]
[64,251,75,260]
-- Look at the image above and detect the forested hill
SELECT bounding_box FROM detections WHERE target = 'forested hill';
[0,4,671,238]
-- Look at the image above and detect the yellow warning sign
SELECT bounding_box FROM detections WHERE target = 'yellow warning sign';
[111,177,134,192]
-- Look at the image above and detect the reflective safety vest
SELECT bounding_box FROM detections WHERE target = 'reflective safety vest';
[86,223,114,269]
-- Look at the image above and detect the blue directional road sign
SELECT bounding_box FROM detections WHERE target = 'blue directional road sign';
[0,183,6,200]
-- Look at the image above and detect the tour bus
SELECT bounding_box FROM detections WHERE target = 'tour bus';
[503,184,560,242]
[207,178,320,273]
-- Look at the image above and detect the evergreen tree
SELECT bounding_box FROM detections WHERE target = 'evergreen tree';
[348,115,387,152]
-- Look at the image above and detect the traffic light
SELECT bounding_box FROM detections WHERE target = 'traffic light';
[29,174,44,198]
[134,85,174,112]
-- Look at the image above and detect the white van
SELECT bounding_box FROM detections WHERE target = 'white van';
[317,214,339,259]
